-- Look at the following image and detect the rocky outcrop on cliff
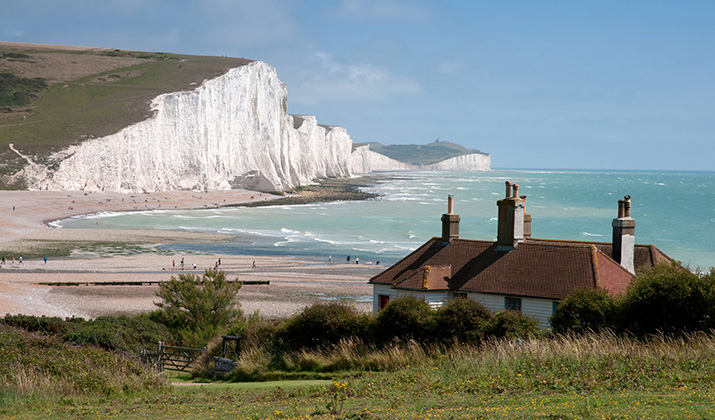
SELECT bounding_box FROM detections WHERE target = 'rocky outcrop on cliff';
[26,62,354,193]
[426,153,490,171]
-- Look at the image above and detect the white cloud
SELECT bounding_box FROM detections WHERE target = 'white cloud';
[289,52,420,105]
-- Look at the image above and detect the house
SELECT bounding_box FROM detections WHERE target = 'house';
[369,181,670,328]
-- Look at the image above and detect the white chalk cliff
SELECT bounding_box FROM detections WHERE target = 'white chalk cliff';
[350,145,412,174]
[23,61,489,193]
[426,153,490,171]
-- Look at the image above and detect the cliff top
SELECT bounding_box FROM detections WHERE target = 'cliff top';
[0,42,251,186]
[355,141,486,166]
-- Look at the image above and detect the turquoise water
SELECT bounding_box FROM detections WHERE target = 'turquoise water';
[56,170,715,269]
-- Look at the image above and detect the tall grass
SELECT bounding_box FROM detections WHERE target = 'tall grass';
[199,330,715,394]
[0,325,165,406]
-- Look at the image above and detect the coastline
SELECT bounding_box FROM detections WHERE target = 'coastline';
[0,180,383,320]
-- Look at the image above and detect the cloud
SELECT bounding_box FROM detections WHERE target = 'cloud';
[289,52,420,105]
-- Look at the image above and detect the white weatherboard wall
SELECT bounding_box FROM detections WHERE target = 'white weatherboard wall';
[468,293,555,329]
[28,62,355,193]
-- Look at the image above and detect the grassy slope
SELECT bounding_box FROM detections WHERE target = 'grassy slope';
[4,332,715,419]
[357,140,487,166]
[0,43,251,179]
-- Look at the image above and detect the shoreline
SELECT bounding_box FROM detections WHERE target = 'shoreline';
[0,179,384,320]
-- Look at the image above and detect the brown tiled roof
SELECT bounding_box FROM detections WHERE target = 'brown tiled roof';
[526,238,671,271]
[371,237,669,299]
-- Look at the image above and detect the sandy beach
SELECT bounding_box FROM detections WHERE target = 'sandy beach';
[0,189,382,319]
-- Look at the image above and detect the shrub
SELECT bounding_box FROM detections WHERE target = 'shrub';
[63,315,171,354]
[154,270,243,347]
[434,297,491,344]
[619,262,715,335]
[375,297,435,344]
[277,303,371,351]
[550,288,616,334]
[486,310,539,339]
[2,314,68,335]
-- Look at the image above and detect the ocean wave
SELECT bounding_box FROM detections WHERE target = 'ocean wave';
[581,232,605,237]
[71,211,128,220]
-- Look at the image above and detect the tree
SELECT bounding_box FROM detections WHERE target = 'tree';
[375,297,435,344]
[154,270,242,347]
[550,288,616,334]
[619,262,715,335]
[434,297,492,344]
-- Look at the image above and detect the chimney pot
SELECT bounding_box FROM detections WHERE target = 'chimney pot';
[505,181,513,198]
[512,184,519,198]
[612,195,636,274]
[441,195,460,243]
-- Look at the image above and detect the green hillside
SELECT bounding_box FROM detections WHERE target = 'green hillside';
[356,140,486,166]
[0,42,251,186]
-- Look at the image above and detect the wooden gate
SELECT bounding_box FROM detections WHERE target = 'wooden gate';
[141,341,205,373]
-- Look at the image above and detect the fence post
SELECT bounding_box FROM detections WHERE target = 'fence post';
[157,341,164,373]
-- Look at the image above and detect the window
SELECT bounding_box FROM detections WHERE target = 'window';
[505,296,522,312]
[378,294,390,310]
[552,301,559,315]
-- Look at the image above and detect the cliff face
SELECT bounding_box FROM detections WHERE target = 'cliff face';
[21,60,489,193]
[350,145,412,174]
[426,153,490,171]
[27,62,355,193]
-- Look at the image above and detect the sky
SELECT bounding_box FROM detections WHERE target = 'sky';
[3,1,714,170]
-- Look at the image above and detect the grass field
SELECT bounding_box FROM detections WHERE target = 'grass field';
[4,326,715,419]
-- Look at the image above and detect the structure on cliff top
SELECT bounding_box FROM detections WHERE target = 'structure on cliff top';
[369,183,670,328]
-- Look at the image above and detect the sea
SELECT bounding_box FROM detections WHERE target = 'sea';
[55,170,715,270]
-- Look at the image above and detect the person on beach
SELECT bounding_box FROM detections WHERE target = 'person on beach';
[346,255,350,262]
[44,257,47,264]
[1,256,4,264]
[328,255,332,263]
[218,258,221,266]
[193,263,197,269]
[18,255,23,264]
[252,260,256,269]
[172,260,175,269]
[355,257,359,264]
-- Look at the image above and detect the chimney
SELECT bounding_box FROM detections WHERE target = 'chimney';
[612,195,636,274]
[521,195,532,238]
[496,181,525,249]
[441,195,460,244]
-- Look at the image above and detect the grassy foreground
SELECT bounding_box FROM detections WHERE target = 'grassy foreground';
[4,329,715,419]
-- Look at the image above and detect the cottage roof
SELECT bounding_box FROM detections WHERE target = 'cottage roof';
[371,237,668,300]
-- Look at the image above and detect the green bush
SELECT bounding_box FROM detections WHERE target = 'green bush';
[550,288,616,334]
[2,314,68,335]
[154,270,243,347]
[486,310,539,339]
[619,263,715,335]
[434,297,491,344]
[276,303,372,351]
[63,315,171,354]
[375,297,435,344]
